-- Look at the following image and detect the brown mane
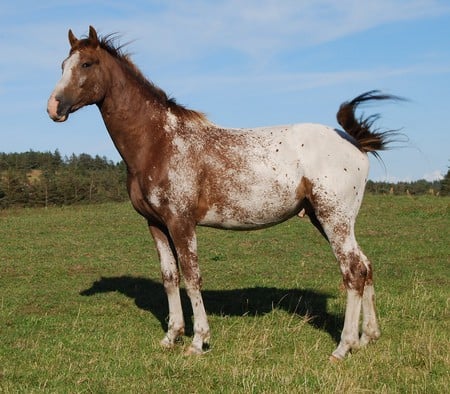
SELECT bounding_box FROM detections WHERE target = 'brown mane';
[73,32,209,124]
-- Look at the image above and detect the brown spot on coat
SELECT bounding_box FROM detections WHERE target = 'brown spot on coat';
[295,176,313,200]
[341,251,368,295]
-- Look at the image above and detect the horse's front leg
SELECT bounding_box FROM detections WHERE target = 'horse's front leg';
[149,224,185,348]
[169,223,210,355]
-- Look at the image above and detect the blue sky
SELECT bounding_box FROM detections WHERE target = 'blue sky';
[1,0,449,181]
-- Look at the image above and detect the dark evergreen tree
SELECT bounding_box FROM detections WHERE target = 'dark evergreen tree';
[441,167,449,196]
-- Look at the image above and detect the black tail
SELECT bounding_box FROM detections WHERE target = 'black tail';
[337,90,405,157]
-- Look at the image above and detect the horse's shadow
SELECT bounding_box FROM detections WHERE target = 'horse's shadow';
[80,276,343,343]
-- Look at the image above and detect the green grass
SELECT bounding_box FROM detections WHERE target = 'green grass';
[0,195,449,392]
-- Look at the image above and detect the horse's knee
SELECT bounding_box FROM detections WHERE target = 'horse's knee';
[180,259,203,293]
[162,269,180,291]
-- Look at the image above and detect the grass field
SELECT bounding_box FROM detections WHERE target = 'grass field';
[0,195,449,392]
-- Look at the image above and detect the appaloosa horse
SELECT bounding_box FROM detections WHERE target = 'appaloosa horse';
[48,26,401,360]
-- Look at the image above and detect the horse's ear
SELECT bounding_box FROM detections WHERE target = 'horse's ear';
[68,29,78,48]
[88,25,99,47]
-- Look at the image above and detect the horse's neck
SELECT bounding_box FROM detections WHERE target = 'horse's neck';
[97,60,167,171]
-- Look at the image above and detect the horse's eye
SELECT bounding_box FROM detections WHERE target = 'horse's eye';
[82,62,93,68]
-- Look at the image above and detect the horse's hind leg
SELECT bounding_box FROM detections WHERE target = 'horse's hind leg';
[335,239,380,359]
[331,238,364,359]
[318,214,380,360]
[360,265,381,346]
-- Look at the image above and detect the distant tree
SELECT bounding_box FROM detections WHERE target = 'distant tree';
[0,169,30,207]
[441,167,449,196]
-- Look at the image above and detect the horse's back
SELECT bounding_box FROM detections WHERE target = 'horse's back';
[233,122,370,190]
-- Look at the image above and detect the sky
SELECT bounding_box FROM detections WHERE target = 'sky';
[1,0,449,182]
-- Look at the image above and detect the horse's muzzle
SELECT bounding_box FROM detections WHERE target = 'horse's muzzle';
[47,94,69,122]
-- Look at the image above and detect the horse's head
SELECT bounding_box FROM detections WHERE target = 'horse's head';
[47,26,108,122]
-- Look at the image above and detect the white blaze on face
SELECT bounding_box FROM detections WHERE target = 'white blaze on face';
[48,52,81,121]
[55,52,80,96]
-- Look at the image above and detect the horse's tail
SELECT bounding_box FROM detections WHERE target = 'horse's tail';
[337,90,405,157]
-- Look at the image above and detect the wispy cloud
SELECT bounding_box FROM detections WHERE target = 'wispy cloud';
[5,0,449,66]
[160,63,450,100]
[112,0,450,62]
[423,170,445,182]
[3,1,449,95]
[374,170,444,183]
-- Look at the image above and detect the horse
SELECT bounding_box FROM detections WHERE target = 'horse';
[48,26,401,360]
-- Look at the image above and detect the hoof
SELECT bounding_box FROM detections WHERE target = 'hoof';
[184,345,204,356]
[329,354,343,363]
[360,331,381,347]
[160,336,177,349]
[359,334,371,347]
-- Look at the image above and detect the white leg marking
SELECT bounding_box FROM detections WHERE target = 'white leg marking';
[185,289,210,355]
[360,283,380,346]
[175,230,210,355]
[332,289,362,360]
[150,227,185,348]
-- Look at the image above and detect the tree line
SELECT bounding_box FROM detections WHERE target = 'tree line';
[0,150,128,208]
[366,176,448,196]
[0,151,448,209]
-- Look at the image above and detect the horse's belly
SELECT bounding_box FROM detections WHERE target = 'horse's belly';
[198,186,301,230]
[198,143,304,229]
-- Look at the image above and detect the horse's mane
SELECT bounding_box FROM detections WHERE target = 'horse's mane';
[77,32,209,124]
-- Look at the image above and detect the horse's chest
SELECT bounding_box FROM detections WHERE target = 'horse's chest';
[126,173,171,223]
